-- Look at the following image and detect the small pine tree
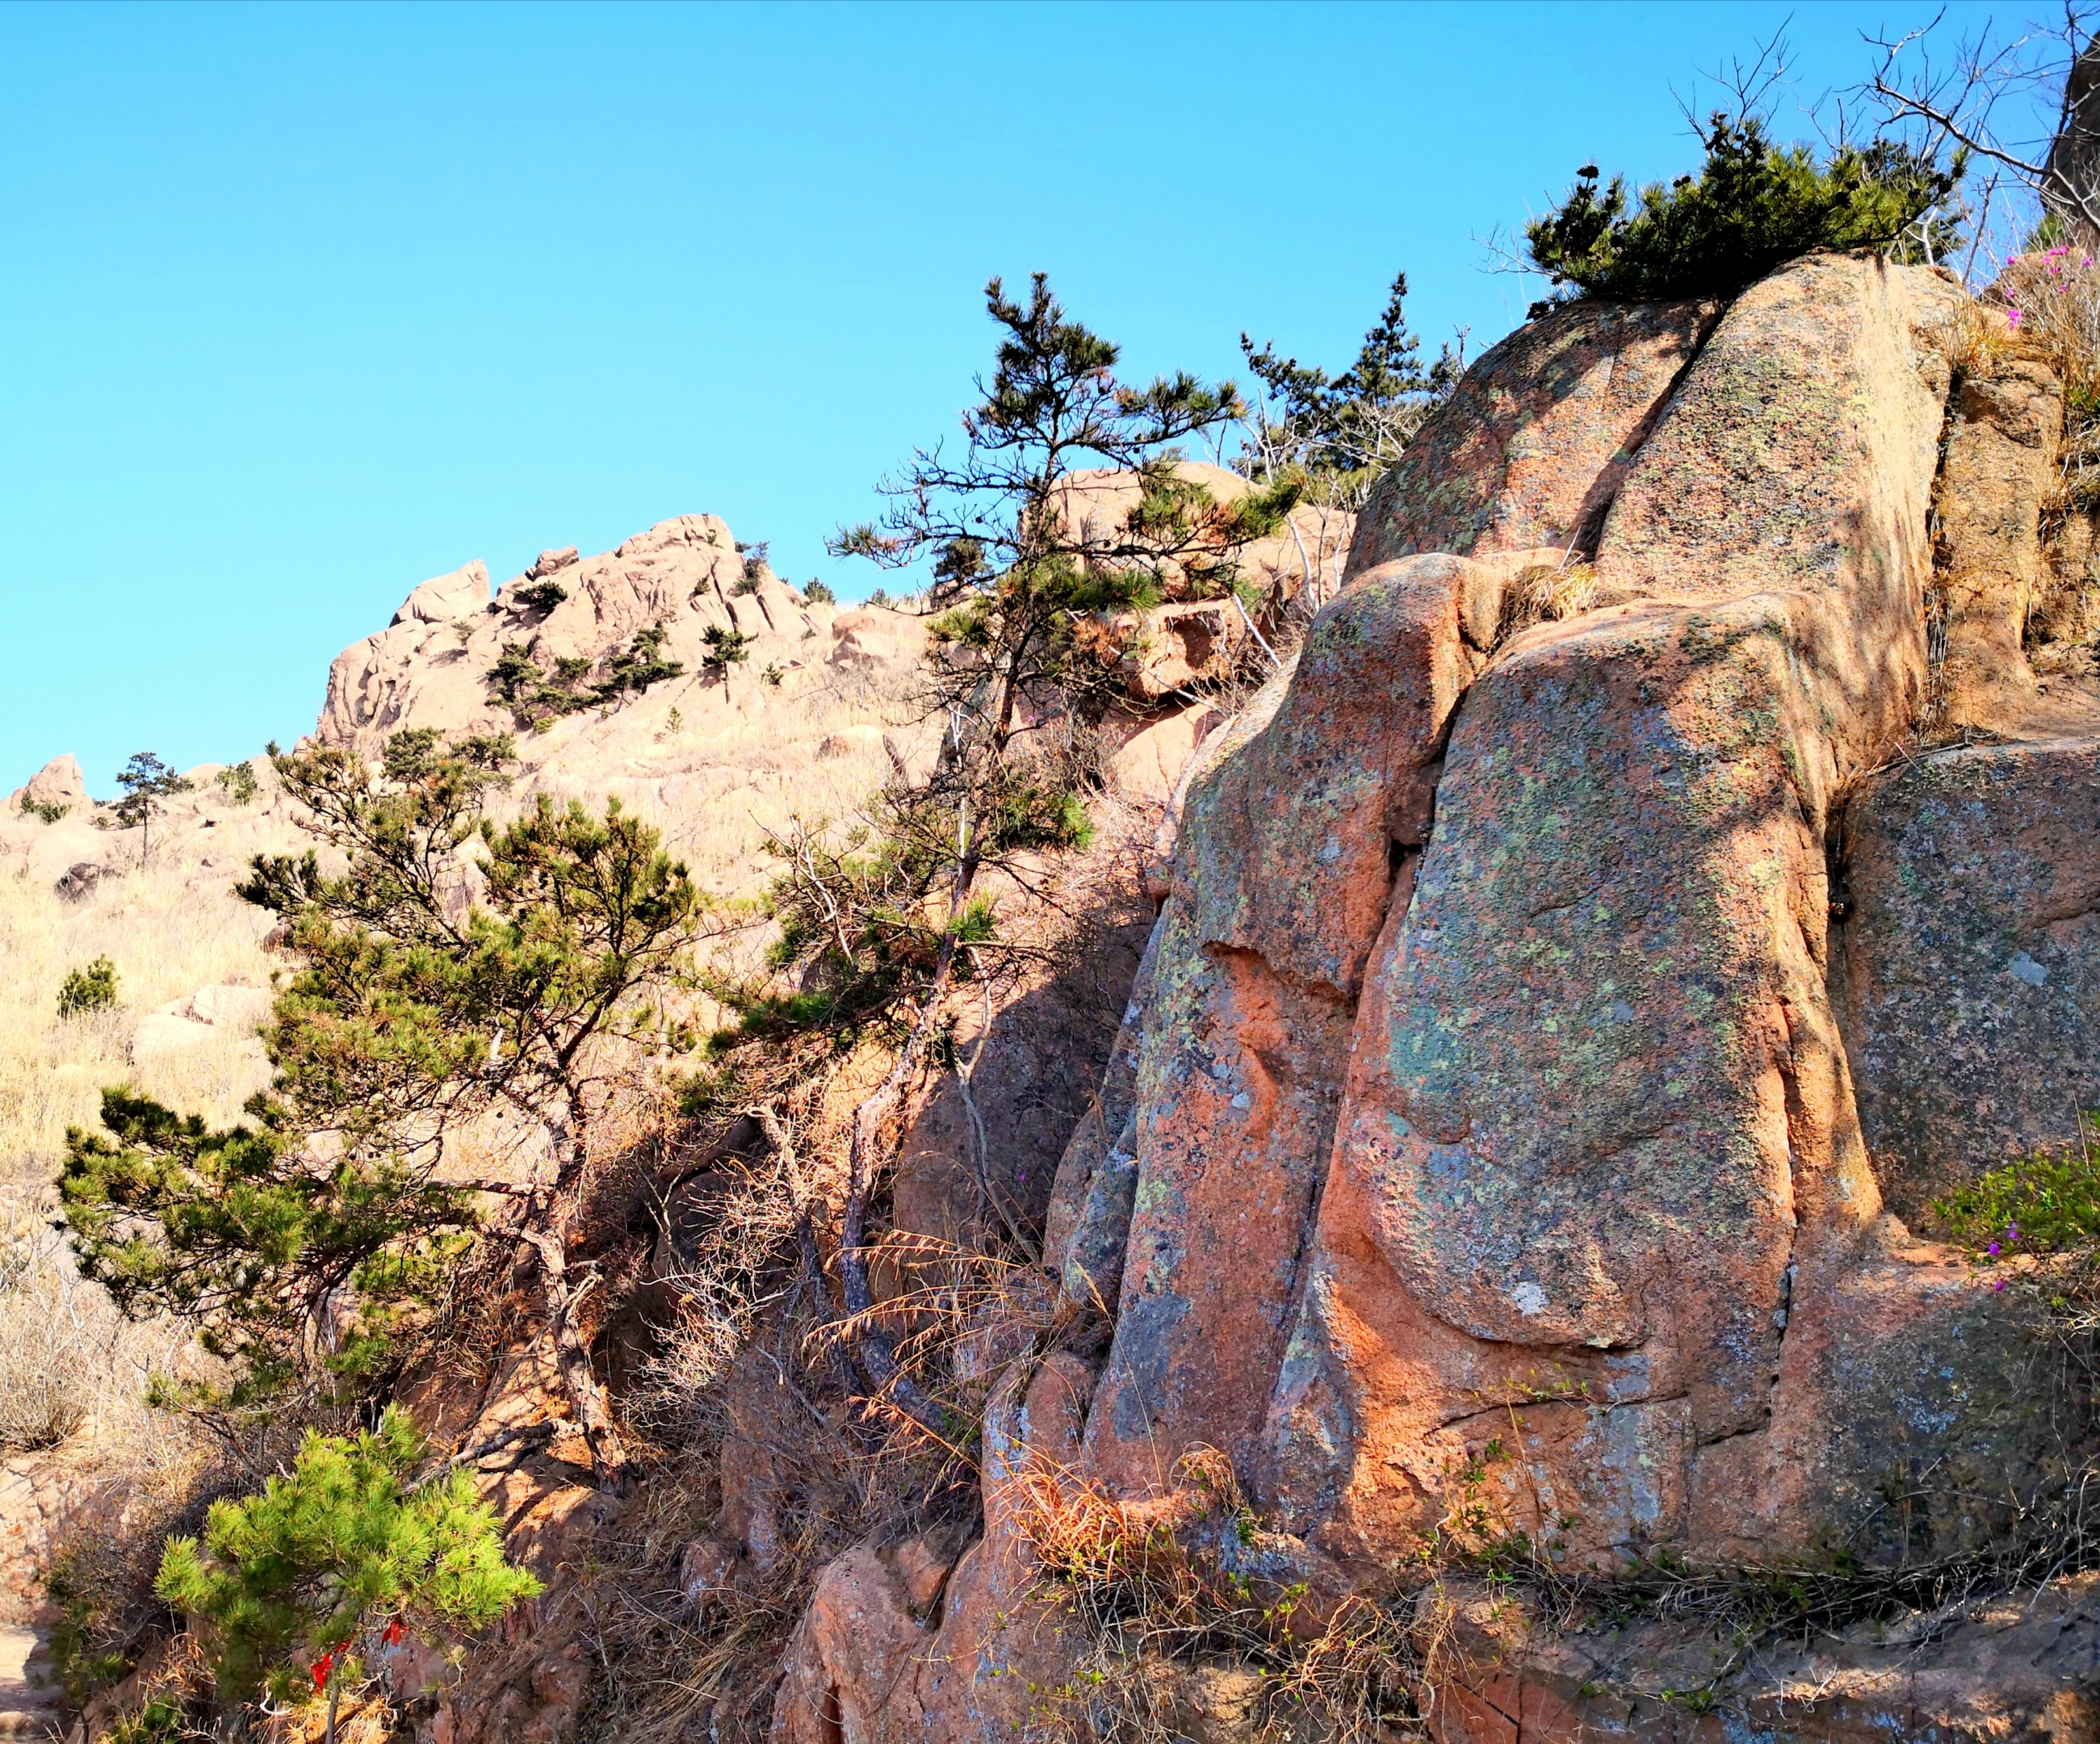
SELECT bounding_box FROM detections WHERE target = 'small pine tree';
[216,761,259,805]
[1239,272,1465,510]
[513,579,568,614]
[57,958,118,1019]
[802,578,836,604]
[702,624,753,697]
[65,732,700,1481]
[155,1408,539,1739]
[592,623,685,701]
[114,752,193,865]
[1525,116,1965,304]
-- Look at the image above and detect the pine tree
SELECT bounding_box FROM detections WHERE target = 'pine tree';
[807,275,1290,1426]
[155,1407,539,1741]
[64,730,699,1482]
[114,751,194,865]
[1238,272,1465,511]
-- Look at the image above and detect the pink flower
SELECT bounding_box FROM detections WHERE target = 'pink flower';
[1987,1241,2001,1256]
[1993,1278,2008,1291]
[2009,308,2026,329]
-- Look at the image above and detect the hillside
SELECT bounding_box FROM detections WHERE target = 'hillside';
[10,258,2100,1744]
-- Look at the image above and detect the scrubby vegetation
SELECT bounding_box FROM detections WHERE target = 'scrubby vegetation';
[485,621,684,723]
[213,759,258,804]
[20,790,69,824]
[57,955,119,1019]
[513,577,568,614]
[1526,115,1964,304]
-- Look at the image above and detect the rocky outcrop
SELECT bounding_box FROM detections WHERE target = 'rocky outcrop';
[795,254,2100,1741]
[1349,297,1719,572]
[7,754,88,815]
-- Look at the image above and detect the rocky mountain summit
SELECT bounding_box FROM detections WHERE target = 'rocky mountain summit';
[774,255,2100,1741]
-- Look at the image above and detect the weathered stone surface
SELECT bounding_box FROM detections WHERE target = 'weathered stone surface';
[1256,258,1967,1569]
[773,258,2100,1741]
[1080,554,1508,1493]
[1930,358,2064,732]
[1350,298,1718,573]
[1427,1570,2100,1744]
[1591,253,1962,760]
[1102,702,1219,803]
[391,559,491,627]
[1838,736,2100,1222]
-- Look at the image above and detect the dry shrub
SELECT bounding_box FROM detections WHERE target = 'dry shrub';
[1997,244,2100,413]
[1006,1448,1425,1744]
[0,1173,216,1458]
[1498,562,1598,645]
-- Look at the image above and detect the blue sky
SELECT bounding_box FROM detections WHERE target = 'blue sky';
[0,1,2026,791]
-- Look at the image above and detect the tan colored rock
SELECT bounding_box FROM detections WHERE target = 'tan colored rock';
[1114,598,1244,701]
[1838,736,2100,1222]
[1101,702,1218,804]
[8,754,88,815]
[1350,297,1720,573]
[309,514,937,899]
[526,546,579,580]
[1930,358,2064,732]
[392,560,492,626]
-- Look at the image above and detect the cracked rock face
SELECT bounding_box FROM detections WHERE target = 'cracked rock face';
[1050,255,2084,1572]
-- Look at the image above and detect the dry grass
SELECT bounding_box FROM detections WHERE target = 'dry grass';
[1005,1448,1428,1744]
[1498,562,1599,644]
[0,856,275,1174]
[0,855,270,1446]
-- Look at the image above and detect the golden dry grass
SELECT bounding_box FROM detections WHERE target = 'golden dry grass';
[0,857,268,1465]
[0,855,276,1174]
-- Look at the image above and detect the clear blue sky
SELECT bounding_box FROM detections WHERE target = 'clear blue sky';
[0,1,2023,792]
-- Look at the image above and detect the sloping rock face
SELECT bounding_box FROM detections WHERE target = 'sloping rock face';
[785,254,2100,1740]
[1348,298,1719,572]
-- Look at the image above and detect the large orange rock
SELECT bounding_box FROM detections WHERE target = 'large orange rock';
[1264,256,1973,1569]
[1075,553,1507,1494]
[775,257,2100,1738]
